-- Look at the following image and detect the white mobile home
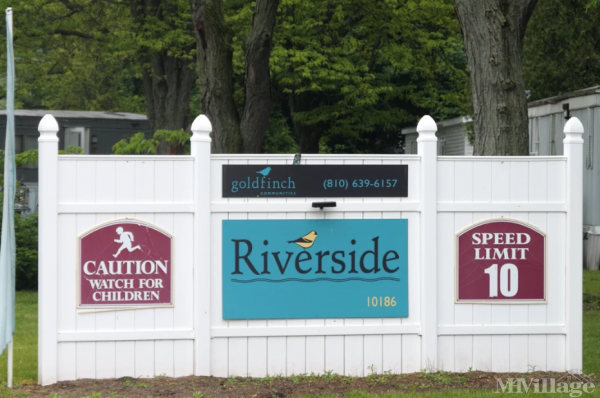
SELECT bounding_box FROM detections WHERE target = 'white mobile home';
[402,116,473,155]
[528,86,600,270]
[401,87,600,269]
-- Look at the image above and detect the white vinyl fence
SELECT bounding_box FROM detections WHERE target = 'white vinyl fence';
[37,114,583,385]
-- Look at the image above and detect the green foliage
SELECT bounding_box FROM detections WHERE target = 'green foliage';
[58,146,84,155]
[0,0,194,119]
[0,210,38,291]
[15,150,38,168]
[0,0,146,113]
[524,0,600,100]
[1,146,83,169]
[0,0,470,154]
[271,0,469,152]
[154,129,191,154]
[318,137,332,154]
[223,0,469,153]
[132,0,195,60]
[112,130,191,155]
[112,132,158,155]
[0,148,38,290]
[14,213,38,290]
[262,112,299,154]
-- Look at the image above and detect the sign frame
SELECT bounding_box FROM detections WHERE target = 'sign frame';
[221,218,409,319]
[221,164,409,198]
[454,218,547,305]
[76,218,175,310]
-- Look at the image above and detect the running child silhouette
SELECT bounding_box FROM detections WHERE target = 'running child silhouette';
[113,227,141,258]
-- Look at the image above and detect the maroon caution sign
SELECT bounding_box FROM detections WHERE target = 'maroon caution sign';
[78,220,173,308]
[456,219,546,303]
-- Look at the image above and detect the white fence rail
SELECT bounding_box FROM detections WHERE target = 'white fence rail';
[37,114,583,385]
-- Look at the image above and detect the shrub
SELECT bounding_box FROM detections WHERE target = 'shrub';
[0,209,38,291]
[15,212,38,290]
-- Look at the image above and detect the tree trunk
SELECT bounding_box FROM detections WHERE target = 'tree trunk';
[454,0,538,155]
[131,0,195,155]
[239,0,279,153]
[190,0,279,153]
[191,0,242,153]
[140,54,195,131]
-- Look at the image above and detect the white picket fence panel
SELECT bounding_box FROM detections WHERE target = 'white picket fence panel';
[37,114,583,385]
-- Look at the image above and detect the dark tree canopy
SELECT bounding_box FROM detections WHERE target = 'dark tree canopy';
[225,0,470,154]
[0,0,146,112]
[274,0,470,153]
[1,0,471,155]
[0,0,196,153]
[524,0,600,101]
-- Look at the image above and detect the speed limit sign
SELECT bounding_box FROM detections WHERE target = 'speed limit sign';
[456,219,546,303]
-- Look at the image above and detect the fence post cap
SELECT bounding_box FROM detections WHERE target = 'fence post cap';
[191,114,212,143]
[564,116,584,134]
[417,115,437,142]
[192,114,212,132]
[564,116,584,144]
[38,114,59,142]
[38,114,59,132]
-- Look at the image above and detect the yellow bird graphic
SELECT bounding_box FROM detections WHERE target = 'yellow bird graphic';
[288,230,318,249]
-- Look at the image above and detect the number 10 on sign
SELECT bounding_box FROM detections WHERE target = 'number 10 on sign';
[483,263,518,297]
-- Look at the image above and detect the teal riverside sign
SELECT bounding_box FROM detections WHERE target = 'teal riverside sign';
[222,219,408,319]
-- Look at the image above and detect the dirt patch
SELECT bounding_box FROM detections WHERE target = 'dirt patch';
[13,371,596,397]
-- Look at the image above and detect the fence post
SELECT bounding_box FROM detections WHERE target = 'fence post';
[417,115,438,370]
[563,117,583,373]
[191,115,212,376]
[38,114,59,385]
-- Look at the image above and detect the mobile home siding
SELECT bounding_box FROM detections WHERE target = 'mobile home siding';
[528,92,600,229]
[441,125,467,155]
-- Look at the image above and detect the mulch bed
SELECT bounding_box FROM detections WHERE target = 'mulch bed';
[12,371,593,397]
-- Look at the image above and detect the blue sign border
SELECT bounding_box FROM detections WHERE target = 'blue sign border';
[222,219,408,319]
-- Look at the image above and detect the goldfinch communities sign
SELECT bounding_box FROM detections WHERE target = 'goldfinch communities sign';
[78,220,173,308]
[222,164,409,197]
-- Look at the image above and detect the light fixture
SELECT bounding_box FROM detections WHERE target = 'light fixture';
[91,135,98,144]
[563,103,570,120]
[312,201,336,210]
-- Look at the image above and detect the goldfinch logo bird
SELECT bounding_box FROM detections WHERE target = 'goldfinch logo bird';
[256,167,271,176]
[288,230,318,249]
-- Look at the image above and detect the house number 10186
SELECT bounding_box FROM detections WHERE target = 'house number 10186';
[483,263,519,297]
[367,296,397,307]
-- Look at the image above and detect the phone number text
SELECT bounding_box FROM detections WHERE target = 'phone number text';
[323,179,398,190]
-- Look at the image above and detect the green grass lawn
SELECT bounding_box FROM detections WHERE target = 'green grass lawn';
[0,292,36,385]
[583,269,600,374]
[584,269,600,296]
[0,272,598,389]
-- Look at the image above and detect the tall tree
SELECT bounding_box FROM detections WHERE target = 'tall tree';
[454,0,538,155]
[189,0,280,153]
[0,0,196,155]
[273,0,469,153]
[0,0,145,113]
[130,0,196,150]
